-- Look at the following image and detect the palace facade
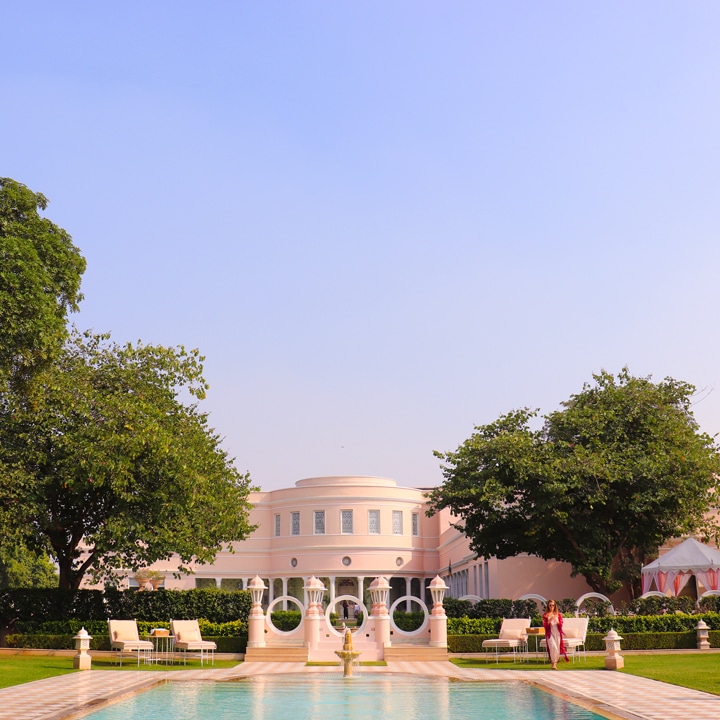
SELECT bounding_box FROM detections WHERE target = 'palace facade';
[133,476,595,607]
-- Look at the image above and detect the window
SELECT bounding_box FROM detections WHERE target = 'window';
[341,509,353,534]
[412,512,419,536]
[314,510,325,535]
[368,509,380,534]
[274,514,281,537]
[291,511,300,536]
[392,510,403,535]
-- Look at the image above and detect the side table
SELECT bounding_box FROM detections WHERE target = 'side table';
[526,627,545,661]
[147,633,176,664]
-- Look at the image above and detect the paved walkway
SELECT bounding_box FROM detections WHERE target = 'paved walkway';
[0,661,719,720]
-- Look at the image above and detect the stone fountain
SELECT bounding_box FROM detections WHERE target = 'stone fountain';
[335,628,361,677]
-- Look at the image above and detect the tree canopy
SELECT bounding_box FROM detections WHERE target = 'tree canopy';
[428,369,720,597]
[0,329,256,590]
[0,178,85,383]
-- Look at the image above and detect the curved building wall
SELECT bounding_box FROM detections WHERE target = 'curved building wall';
[130,475,596,604]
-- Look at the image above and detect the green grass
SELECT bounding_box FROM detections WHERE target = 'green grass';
[451,653,720,696]
[0,656,77,688]
[3,653,720,697]
[0,656,240,688]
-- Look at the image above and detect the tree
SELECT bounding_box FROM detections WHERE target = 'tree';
[428,369,720,597]
[0,329,256,590]
[0,543,58,589]
[0,178,85,383]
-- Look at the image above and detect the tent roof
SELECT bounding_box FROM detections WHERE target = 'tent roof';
[642,538,720,573]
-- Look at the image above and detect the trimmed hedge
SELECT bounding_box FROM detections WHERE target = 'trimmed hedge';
[4,633,248,653]
[0,589,252,631]
[446,613,720,636]
[447,629,720,653]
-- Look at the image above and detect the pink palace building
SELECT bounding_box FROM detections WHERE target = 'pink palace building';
[138,475,596,607]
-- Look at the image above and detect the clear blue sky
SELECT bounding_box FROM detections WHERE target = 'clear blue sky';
[3,2,720,491]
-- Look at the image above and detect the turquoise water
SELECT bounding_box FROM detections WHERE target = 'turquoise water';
[82,675,605,719]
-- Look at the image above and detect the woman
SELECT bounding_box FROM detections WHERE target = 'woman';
[542,599,569,670]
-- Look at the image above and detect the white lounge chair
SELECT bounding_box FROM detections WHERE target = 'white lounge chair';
[108,619,153,666]
[481,618,530,662]
[171,619,217,666]
[540,616,588,662]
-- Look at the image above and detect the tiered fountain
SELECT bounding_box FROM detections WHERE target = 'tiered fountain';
[335,628,361,677]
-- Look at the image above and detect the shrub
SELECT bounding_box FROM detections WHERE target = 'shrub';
[269,611,302,631]
[392,611,424,631]
[442,598,474,619]
[0,588,252,634]
[698,596,720,613]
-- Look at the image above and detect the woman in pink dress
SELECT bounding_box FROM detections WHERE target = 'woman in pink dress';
[542,599,569,670]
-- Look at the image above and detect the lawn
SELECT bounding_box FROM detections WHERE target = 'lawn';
[3,653,720,697]
[0,656,240,688]
[451,653,720,696]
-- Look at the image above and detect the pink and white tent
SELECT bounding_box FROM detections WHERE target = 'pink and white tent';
[641,537,720,596]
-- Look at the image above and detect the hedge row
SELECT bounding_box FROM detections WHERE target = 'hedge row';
[0,589,252,629]
[13,619,247,637]
[447,630,720,653]
[4,633,247,653]
[446,612,720,636]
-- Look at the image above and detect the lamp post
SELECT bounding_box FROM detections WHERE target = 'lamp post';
[696,619,710,650]
[247,575,267,648]
[428,575,448,647]
[603,629,624,670]
[304,576,326,653]
[369,576,391,653]
[73,627,92,670]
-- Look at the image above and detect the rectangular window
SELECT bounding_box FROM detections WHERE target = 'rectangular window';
[314,510,325,535]
[291,511,300,536]
[341,509,353,534]
[412,512,419,536]
[368,509,380,534]
[274,514,281,537]
[392,510,403,535]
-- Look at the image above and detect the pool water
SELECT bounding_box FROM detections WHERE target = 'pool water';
[81,674,606,720]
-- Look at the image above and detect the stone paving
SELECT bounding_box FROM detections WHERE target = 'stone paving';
[1,660,719,720]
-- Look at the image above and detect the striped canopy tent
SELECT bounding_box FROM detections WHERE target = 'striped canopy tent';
[641,538,720,597]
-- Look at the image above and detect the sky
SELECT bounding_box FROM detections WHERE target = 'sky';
[3,2,720,492]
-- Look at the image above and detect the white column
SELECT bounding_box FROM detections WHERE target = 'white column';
[328,575,336,605]
[356,576,364,603]
[282,577,288,610]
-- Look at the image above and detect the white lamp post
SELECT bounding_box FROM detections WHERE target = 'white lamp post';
[603,629,624,670]
[73,627,92,670]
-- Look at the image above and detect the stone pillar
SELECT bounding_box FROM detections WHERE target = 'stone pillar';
[247,576,267,648]
[356,576,365,605]
[405,578,412,611]
[428,575,448,648]
[282,577,288,610]
[603,629,624,670]
[328,575,336,606]
[697,619,711,650]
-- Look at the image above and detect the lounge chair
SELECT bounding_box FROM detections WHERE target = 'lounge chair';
[540,616,588,662]
[171,619,217,665]
[108,619,154,666]
[481,618,530,662]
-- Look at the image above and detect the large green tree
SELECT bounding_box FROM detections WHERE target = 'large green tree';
[428,369,720,597]
[0,178,85,383]
[0,329,256,590]
[0,543,58,589]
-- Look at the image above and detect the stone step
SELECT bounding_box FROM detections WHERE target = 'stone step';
[384,646,449,662]
[245,646,309,663]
